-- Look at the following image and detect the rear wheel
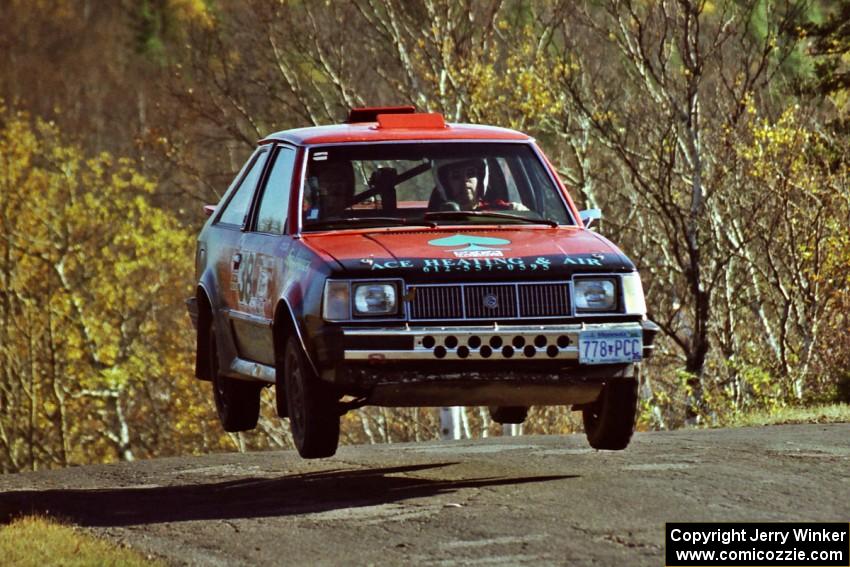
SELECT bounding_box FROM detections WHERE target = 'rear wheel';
[284,337,340,459]
[488,406,529,424]
[209,322,262,432]
[582,378,638,450]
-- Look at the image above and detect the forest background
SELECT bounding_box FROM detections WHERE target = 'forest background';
[0,0,847,473]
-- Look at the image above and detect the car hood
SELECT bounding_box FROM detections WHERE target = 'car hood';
[301,226,634,282]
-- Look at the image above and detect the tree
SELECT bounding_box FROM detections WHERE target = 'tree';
[0,106,227,471]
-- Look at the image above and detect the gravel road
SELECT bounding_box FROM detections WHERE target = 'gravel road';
[1,423,849,566]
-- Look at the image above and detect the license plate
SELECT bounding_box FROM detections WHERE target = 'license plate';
[579,329,643,364]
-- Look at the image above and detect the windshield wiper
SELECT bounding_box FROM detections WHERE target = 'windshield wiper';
[424,210,559,227]
[304,217,437,230]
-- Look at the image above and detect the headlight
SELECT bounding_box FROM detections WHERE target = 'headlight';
[353,283,398,316]
[574,277,617,312]
[322,281,351,321]
[323,280,401,320]
[621,272,647,315]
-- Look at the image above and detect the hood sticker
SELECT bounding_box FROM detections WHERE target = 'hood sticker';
[366,255,610,272]
[369,257,551,273]
[359,230,611,272]
[564,255,605,266]
[422,256,551,273]
[371,259,414,270]
[428,234,511,258]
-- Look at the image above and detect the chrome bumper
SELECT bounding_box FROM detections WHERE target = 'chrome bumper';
[342,321,656,362]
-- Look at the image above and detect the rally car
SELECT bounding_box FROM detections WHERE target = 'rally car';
[187,106,658,458]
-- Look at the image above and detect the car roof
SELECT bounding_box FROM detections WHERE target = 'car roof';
[259,114,532,146]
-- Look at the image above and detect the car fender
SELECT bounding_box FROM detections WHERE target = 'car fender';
[273,296,320,378]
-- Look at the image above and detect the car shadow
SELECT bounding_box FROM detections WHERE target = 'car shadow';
[0,463,577,527]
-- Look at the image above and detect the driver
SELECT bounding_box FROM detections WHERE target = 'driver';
[434,158,529,212]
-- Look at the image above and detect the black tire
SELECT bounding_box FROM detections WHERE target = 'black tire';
[489,406,529,424]
[284,337,340,458]
[582,378,638,450]
[274,336,288,418]
[209,322,262,432]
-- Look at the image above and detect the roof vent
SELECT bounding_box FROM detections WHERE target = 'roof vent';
[376,112,447,129]
[347,106,416,123]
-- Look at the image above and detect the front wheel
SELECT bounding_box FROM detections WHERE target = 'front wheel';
[209,323,262,432]
[582,378,638,450]
[284,337,340,459]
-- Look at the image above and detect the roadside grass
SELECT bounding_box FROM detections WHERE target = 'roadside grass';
[720,403,850,428]
[0,515,163,567]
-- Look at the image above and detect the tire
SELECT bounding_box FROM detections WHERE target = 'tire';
[489,406,528,424]
[582,378,638,450]
[274,336,288,418]
[284,337,340,458]
[209,322,262,432]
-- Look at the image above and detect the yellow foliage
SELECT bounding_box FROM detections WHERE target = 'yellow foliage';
[168,0,215,28]
[418,24,566,129]
[0,107,226,471]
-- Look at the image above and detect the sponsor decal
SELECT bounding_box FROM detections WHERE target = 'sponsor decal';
[370,260,414,270]
[285,255,313,279]
[422,256,550,273]
[281,254,313,292]
[453,247,504,258]
[361,236,612,272]
[428,234,511,258]
[564,255,605,267]
[366,256,552,272]
[364,254,609,273]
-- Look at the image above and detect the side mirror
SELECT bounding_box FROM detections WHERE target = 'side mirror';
[579,208,601,229]
[203,205,216,217]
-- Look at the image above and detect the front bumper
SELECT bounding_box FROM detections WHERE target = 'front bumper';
[327,320,658,407]
[341,320,658,362]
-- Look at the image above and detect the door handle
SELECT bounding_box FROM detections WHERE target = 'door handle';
[232,253,242,270]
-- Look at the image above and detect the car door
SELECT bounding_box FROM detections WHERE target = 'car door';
[206,147,270,364]
[229,144,299,365]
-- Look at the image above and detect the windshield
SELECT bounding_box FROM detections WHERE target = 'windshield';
[300,143,573,231]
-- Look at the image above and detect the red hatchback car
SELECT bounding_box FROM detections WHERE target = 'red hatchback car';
[187,107,658,458]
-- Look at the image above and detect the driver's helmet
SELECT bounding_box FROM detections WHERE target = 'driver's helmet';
[430,157,488,208]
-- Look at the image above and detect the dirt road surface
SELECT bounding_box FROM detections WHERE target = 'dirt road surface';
[1,424,849,566]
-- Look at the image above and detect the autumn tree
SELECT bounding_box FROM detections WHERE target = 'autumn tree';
[0,106,231,471]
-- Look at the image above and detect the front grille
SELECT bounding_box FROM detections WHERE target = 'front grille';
[408,282,571,320]
[519,283,571,317]
[409,285,464,319]
[464,285,517,318]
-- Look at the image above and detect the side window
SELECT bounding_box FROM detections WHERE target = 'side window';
[255,147,297,234]
[217,150,269,226]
